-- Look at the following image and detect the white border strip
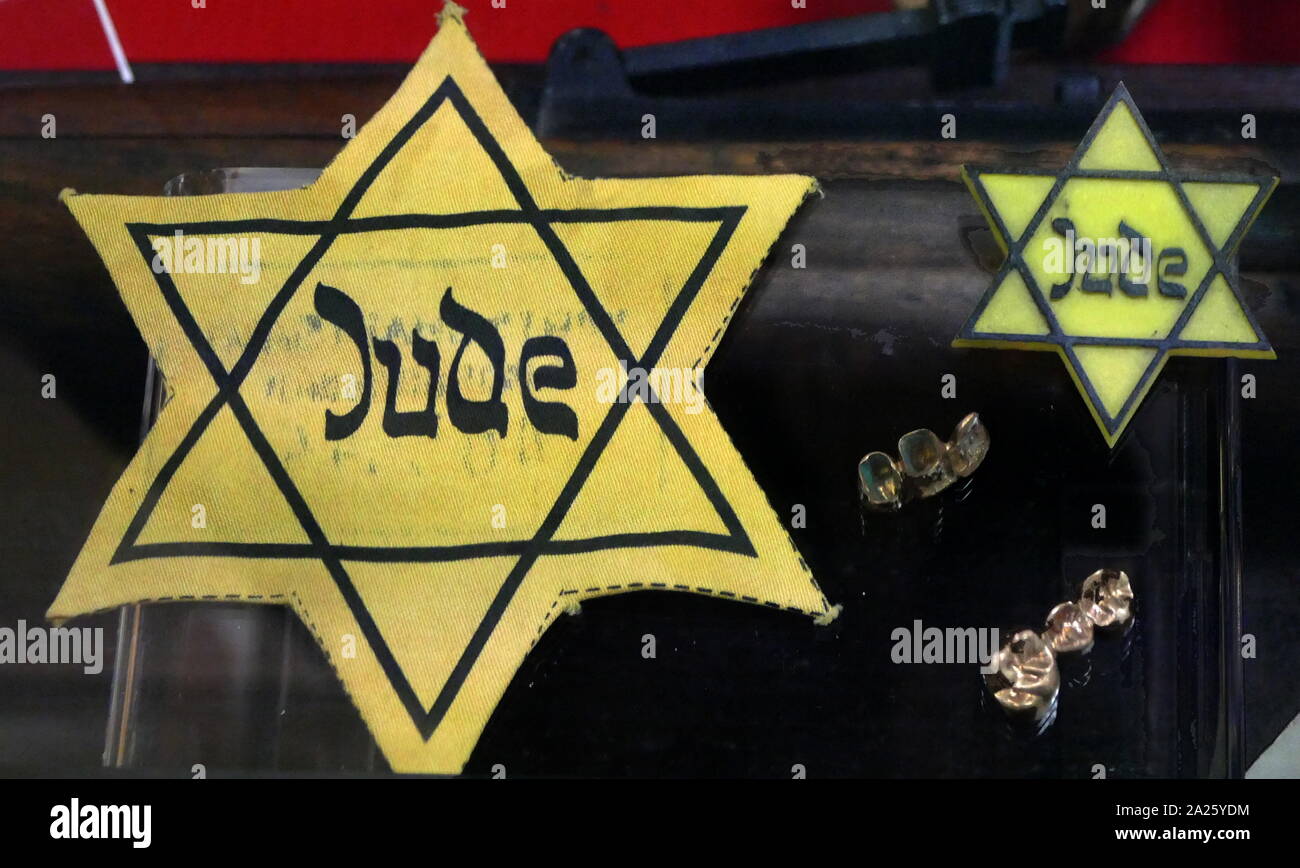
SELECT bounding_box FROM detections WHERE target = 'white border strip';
[91,0,135,84]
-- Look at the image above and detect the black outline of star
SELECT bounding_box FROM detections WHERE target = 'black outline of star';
[955,83,1276,444]
[109,75,764,739]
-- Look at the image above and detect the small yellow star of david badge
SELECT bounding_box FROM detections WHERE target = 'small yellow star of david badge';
[49,5,834,774]
[955,83,1277,447]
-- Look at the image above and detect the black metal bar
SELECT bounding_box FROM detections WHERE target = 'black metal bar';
[623,8,936,79]
[1219,358,1246,777]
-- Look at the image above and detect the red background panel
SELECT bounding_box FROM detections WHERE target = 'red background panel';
[1,0,1297,71]
[1098,0,1300,65]
[0,0,885,69]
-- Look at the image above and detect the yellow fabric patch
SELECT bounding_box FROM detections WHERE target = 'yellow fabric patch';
[1180,275,1261,344]
[1071,345,1159,420]
[1077,100,1162,172]
[955,84,1276,448]
[48,6,833,774]
[1181,181,1264,252]
[976,173,1057,247]
[971,269,1050,337]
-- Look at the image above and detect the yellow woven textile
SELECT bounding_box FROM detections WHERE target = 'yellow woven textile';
[49,6,833,773]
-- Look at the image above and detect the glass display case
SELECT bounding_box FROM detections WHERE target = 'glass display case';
[102,164,1265,778]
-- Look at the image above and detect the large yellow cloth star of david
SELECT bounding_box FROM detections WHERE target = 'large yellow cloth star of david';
[955,83,1276,447]
[48,7,833,774]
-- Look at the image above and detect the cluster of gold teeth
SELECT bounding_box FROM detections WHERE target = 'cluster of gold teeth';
[986,629,1060,722]
[1042,568,1135,654]
[986,570,1136,721]
[856,412,989,511]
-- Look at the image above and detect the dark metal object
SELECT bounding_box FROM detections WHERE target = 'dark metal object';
[539,26,1077,141]
[539,1,1076,139]
[538,3,1300,153]
[622,0,1067,91]
[541,29,1300,145]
